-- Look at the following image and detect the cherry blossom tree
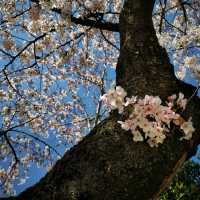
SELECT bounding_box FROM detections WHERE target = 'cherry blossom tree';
[0,0,199,199]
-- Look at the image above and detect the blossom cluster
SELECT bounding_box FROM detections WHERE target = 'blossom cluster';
[101,86,195,147]
[100,86,127,113]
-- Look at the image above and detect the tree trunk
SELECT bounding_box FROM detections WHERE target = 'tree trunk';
[2,0,200,199]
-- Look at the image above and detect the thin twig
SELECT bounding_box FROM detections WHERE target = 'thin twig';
[186,85,200,105]
[11,129,62,157]
[100,29,119,50]
[4,134,19,165]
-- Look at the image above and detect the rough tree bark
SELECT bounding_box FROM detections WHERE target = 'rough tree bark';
[2,0,200,199]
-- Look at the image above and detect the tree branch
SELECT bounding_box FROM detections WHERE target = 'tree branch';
[100,30,120,50]
[71,16,119,32]
[30,0,119,32]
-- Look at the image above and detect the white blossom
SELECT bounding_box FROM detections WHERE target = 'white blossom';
[102,86,195,148]
[181,118,195,140]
